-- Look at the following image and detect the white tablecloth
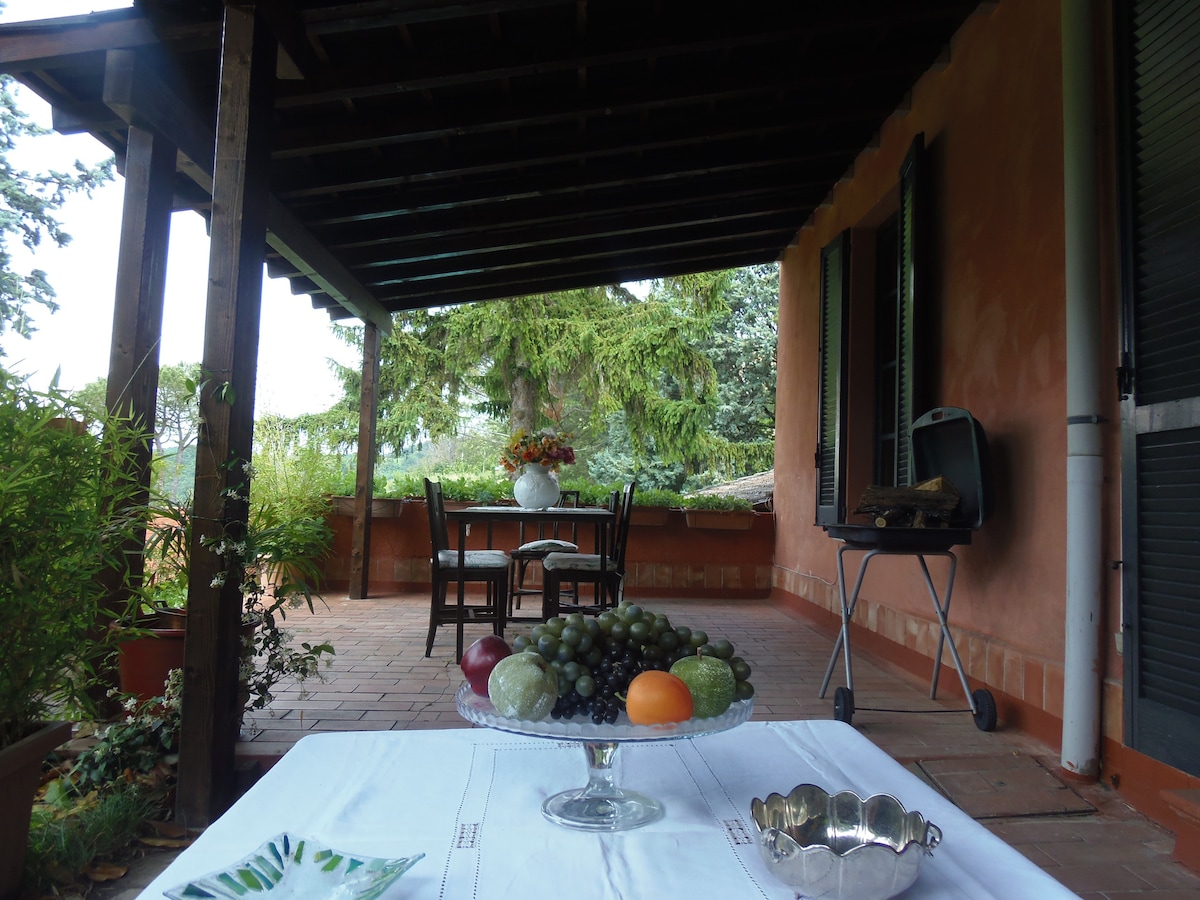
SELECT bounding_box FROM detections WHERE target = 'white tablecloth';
[139,721,1078,899]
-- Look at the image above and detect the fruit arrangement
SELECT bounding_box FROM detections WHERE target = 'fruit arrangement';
[461,601,754,726]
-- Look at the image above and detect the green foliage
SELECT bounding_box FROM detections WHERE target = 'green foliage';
[627,487,686,509]
[426,473,511,503]
[251,414,345,520]
[679,493,754,511]
[139,418,340,714]
[0,75,114,347]
[23,781,161,896]
[71,671,182,793]
[0,370,148,748]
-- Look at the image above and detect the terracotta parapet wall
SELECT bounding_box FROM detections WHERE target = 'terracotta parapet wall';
[320,502,774,599]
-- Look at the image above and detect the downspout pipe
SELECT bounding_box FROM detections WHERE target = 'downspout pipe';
[1060,0,1103,780]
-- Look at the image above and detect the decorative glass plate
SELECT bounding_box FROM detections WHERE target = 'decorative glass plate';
[456,682,753,831]
[163,833,423,900]
[455,682,753,741]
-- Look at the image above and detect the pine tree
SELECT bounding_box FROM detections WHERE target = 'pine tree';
[0,75,113,351]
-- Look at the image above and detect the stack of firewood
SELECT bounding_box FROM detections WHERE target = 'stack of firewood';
[854,475,960,528]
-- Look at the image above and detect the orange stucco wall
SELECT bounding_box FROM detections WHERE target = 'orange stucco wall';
[774,0,1125,744]
[320,505,774,600]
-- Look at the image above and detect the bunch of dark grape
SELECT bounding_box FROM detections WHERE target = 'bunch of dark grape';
[510,601,755,723]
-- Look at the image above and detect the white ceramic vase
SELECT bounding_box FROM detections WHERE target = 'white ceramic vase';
[513,465,560,509]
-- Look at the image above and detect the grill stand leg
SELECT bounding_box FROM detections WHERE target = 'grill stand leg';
[819,547,977,718]
[917,553,977,715]
[819,545,876,699]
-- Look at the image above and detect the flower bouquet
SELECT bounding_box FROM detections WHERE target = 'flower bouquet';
[501,428,576,473]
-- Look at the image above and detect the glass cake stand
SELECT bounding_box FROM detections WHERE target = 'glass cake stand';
[455,682,753,832]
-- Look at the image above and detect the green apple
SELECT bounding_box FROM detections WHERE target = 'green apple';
[670,652,736,718]
[488,652,559,720]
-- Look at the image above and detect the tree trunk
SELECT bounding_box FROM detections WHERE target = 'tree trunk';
[510,363,536,433]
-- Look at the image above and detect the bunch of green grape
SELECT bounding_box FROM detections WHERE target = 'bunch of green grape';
[510,601,754,724]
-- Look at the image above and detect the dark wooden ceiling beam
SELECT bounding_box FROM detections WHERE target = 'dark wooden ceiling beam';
[249,0,324,80]
[300,0,574,35]
[267,206,799,283]
[271,23,821,109]
[0,10,217,71]
[304,170,825,246]
[102,48,393,334]
[323,200,813,263]
[268,60,913,162]
[274,2,975,109]
[279,119,827,207]
[352,215,800,285]
[342,244,776,313]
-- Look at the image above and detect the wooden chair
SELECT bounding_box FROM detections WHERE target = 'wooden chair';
[423,478,509,661]
[508,489,580,616]
[541,482,635,620]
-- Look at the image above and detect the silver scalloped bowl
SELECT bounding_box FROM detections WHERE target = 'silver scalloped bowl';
[749,784,941,900]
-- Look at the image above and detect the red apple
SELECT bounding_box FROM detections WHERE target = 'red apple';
[461,635,513,696]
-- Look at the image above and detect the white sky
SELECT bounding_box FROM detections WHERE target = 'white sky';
[0,0,359,417]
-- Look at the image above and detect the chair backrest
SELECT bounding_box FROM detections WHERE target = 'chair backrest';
[554,489,580,542]
[424,478,449,553]
[610,481,637,572]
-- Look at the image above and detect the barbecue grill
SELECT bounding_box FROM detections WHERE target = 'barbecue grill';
[819,407,997,731]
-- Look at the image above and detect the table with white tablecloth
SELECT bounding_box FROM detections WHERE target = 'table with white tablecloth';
[138,721,1079,899]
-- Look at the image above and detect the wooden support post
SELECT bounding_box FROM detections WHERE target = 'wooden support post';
[106,124,175,483]
[177,4,276,828]
[349,322,382,599]
[96,122,176,699]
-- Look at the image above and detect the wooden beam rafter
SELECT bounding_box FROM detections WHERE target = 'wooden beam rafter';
[102,48,392,333]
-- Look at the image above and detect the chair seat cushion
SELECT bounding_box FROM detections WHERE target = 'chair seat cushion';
[542,552,615,573]
[436,549,511,571]
[515,539,578,554]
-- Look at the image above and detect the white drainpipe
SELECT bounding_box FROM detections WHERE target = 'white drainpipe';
[1060,0,1103,780]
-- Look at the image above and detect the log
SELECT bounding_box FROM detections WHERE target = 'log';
[854,476,961,527]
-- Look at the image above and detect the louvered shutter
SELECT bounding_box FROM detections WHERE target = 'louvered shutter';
[816,231,850,526]
[896,133,927,485]
[1118,0,1200,774]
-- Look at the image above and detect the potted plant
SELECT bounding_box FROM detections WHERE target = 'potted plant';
[681,493,756,530]
[0,373,148,897]
[626,487,683,526]
[117,492,336,716]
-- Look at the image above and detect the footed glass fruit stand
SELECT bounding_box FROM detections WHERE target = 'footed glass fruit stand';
[455,683,753,831]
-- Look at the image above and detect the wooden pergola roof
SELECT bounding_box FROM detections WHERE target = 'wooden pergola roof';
[0,0,980,328]
[0,0,986,826]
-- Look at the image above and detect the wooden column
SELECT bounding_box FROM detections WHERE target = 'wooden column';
[349,322,382,598]
[95,122,176,700]
[106,124,175,487]
[177,3,276,828]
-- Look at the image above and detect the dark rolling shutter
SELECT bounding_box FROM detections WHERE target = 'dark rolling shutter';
[896,133,927,485]
[816,231,850,526]
[1119,0,1200,773]
[1127,6,1200,404]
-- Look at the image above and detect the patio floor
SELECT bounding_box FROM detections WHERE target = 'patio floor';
[225,593,1198,898]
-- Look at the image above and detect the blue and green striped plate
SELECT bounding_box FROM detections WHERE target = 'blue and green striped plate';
[164,833,423,899]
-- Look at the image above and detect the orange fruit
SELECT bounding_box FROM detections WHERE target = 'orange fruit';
[625,671,694,725]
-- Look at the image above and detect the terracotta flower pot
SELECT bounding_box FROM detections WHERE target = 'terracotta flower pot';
[683,509,755,530]
[0,720,72,898]
[117,624,187,708]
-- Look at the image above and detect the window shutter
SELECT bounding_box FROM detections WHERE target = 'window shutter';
[1118,0,1200,774]
[896,132,927,485]
[816,231,850,526]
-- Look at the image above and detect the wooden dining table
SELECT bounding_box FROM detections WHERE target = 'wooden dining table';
[136,719,1081,899]
[445,505,616,621]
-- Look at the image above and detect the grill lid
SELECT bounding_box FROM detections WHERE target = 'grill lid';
[910,407,991,530]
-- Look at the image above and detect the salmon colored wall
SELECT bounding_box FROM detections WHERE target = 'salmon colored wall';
[320,506,774,600]
[774,0,1124,738]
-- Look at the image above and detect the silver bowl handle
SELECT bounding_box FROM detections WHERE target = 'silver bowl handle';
[923,821,942,854]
